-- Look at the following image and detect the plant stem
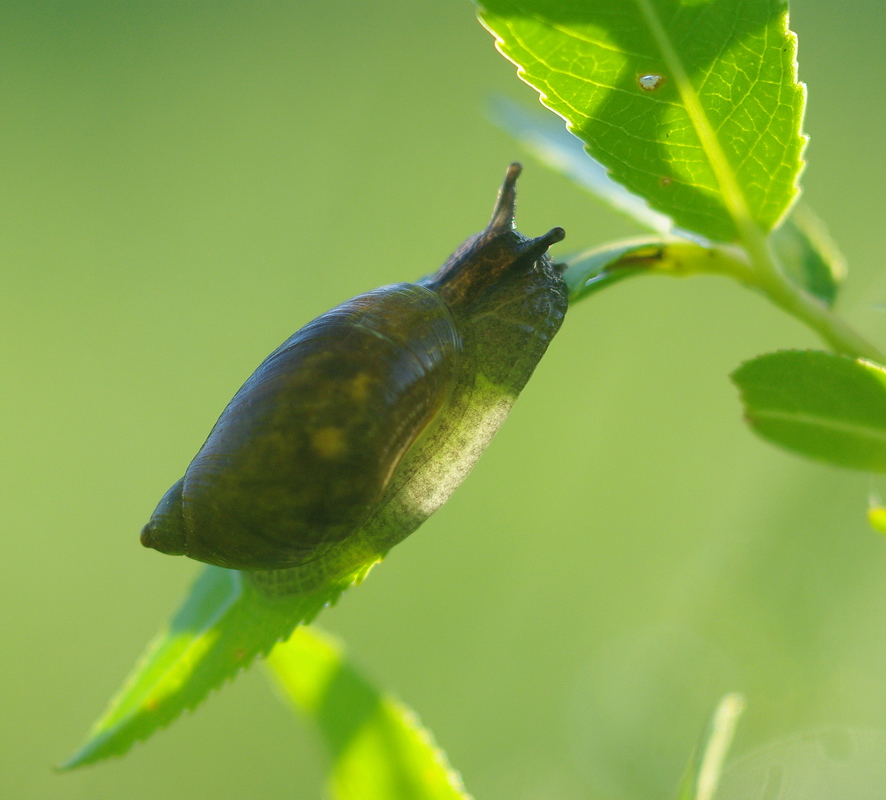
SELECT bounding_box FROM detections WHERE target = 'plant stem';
[568,232,885,363]
[738,221,886,362]
[656,233,884,363]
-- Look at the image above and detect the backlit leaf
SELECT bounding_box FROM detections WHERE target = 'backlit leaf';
[267,627,469,800]
[477,0,806,243]
[61,562,377,769]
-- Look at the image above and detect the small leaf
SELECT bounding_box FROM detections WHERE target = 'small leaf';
[563,239,669,301]
[675,693,745,800]
[61,562,378,770]
[477,0,807,243]
[772,203,846,307]
[266,627,470,800]
[732,350,886,472]
[563,237,752,305]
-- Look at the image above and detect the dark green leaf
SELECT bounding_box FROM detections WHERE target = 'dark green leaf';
[732,351,886,472]
[772,203,846,307]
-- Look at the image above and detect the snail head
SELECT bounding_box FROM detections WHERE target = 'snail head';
[423,163,565,312]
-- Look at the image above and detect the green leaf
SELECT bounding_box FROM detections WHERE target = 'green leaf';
[563,236,753,305]
[477,0,806,243]
[61,562,377,770]
[772,203,846,307]
[563,239,669,301]
[491,102,847,307]
[266,627,469,800]
[732,351,886,472]
[675,694,745,800]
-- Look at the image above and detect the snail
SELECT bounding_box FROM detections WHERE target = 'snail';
[140,163,568,595]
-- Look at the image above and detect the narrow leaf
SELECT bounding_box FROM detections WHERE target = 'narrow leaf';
[267,627,470,800]
[772,203,846,307]
[563,239,670,301]
[477,0,807,243]
[564,237,752,305]
[675,694,745,800]
[732,351,886,472]
[61,562,377,769]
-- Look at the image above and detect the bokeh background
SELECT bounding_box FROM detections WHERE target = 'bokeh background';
[4,1,886,797]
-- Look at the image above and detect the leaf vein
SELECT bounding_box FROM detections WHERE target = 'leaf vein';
[752,409,886,447]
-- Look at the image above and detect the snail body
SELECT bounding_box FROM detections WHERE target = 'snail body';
[141,164,567,594]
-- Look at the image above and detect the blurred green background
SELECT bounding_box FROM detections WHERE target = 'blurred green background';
[4,1,886,797]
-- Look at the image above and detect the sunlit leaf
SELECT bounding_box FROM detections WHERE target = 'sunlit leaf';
[477,0,806,243]
[772,203,846,307]
[732,351,886,472]
[267,627,469,800]
[61,562,377,769]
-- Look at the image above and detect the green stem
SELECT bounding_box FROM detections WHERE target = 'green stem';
[569,235,885,363]
[706,235,884,361]
[747,234,885,362]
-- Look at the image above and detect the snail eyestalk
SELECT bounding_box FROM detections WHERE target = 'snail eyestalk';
[523,227,566,260]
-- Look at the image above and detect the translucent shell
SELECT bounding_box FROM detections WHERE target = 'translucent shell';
[141,163,568,580]
[141,284,460,570]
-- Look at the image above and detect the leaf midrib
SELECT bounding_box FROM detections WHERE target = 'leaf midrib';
[750,408,886,446]
[632,0,757,241]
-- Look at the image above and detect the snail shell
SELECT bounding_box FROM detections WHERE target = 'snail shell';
[141,164,567,593]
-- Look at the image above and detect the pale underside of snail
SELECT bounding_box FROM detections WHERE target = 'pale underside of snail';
[140,164,568,596]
